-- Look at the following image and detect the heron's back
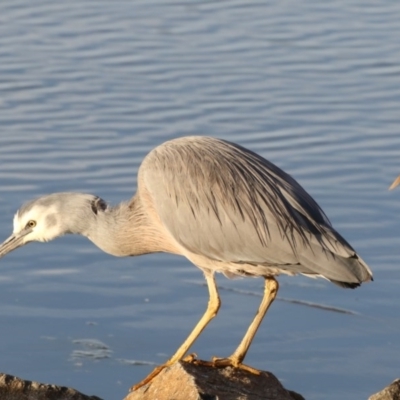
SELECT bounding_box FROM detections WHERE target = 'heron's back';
[137,136,373,288]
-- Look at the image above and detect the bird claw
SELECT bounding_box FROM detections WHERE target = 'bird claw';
[211,356,234,367]
[182,352,198,362]
[183,354,261,375]
[129,364,166,392]
[212,357,261,374]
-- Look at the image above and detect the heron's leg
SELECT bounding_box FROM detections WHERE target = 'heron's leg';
[166,271,221,363]
[131,272,220,391]
[212,277,279,371]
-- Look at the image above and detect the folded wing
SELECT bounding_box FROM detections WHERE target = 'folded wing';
[140,136,373,287]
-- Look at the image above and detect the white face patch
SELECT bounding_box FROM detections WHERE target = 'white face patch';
[13,204,61,243]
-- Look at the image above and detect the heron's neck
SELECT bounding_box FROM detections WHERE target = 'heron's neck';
[85,198,176,257]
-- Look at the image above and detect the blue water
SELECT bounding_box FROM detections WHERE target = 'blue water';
[0,1,400,399]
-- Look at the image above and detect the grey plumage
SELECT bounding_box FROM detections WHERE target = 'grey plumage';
[0,136,373,388]
[141,136,371,286]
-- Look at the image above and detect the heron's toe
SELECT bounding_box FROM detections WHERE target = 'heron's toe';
[129,364,166,391]
[182,353,198,362]
[211,356,238,368]
[211,356,261,374]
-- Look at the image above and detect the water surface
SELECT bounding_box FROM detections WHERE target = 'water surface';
[0,1,400,399]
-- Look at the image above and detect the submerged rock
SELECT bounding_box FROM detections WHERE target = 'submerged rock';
[0,373,102,400]
[124,360,305,400]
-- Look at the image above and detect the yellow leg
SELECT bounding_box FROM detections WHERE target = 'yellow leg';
[130,272,220,391]
[212,277,279,371]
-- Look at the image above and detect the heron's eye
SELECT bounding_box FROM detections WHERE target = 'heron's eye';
[26,220,36,228]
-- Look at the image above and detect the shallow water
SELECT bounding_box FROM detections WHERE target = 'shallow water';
[0,1,399,399]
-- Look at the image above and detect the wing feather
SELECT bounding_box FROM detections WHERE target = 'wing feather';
[139,136,372,285]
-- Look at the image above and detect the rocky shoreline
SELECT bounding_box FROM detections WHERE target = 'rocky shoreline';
[0,363,397,400]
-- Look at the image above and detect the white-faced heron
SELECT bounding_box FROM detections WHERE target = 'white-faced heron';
[0,136,373,389]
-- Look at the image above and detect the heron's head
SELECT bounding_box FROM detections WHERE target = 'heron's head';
[0,193,104,259]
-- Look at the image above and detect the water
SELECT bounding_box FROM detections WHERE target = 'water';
[0,1,399,399]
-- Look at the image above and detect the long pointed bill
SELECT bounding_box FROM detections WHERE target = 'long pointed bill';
[0,229,31,258]
[389,175,400,190]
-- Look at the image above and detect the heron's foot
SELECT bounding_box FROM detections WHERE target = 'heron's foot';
[183,354,260,375]
[182,353,198,362]
[129,364,167,392]
[181,353,213,366]
[211,356,261,374]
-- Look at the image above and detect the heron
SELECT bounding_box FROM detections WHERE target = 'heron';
[0,136,373,390]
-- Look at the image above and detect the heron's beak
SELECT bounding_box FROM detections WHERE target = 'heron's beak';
[389,175,400,191]
[0,228,32,258]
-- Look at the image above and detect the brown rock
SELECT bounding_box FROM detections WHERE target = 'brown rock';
[0,373,102,400]
[369,379,400,400]
[124,361,305,400]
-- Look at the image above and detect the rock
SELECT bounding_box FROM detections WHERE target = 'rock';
[369,379,400,400]
[0,373,102,400]
[124,360,305,400]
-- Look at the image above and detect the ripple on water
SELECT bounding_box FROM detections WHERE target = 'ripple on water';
[0,1,399,400]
